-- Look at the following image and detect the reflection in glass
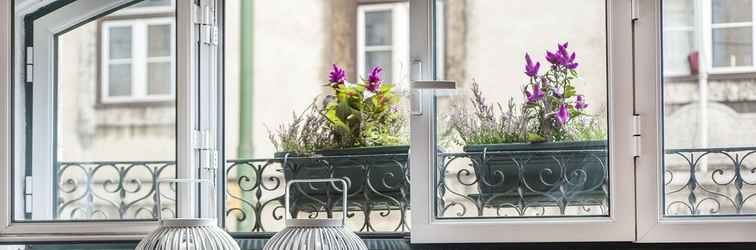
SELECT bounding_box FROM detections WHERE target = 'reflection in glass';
[663,0,756,216]
[13,0,177,221]
[223,0,410,233]
[434,0,609,218]
[712,27,753,67]
[108,26,132,59]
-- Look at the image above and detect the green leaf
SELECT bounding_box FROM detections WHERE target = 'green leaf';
[527,133,546,142]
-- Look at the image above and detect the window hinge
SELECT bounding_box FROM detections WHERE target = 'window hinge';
[25,46,33,83]
[24,176,33,214]
[632,114,641,158]
[193,1,218,46]
[192,129,211,150]
[630,0,640,22]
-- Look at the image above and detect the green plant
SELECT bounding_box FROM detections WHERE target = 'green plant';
[268,64,406,154]
[325,65,405,148]
[447,42,606,146]
[447,80,527,146]
[267,101,334,155]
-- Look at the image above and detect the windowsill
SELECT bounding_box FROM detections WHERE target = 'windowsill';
[95,100,175,109]
[11,238,756,250]
[664,71,756,82]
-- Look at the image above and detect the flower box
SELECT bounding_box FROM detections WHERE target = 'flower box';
[276,145,410,214]
[462,140,608,203]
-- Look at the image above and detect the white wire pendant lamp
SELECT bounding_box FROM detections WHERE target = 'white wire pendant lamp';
[263,178,368,250]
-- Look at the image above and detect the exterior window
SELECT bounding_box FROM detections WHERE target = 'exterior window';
[663,0,695,76]
[100,18,175,103]
[357,3,409,84]
[710,0,755,71]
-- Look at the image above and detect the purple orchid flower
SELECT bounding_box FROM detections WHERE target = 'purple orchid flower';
[366,66,383,92]
[328,64,347,88]
[556,103,570,125]
[524,53,540,77]
[526,83,545,103]
[575,95,589,110]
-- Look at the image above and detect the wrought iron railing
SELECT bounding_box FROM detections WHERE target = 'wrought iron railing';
[437,148,609,218]
[664,146,756,216]
[56,161,176,220]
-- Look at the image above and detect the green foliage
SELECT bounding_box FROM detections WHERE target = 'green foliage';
[325,82,405,148]
[268,67,406,155]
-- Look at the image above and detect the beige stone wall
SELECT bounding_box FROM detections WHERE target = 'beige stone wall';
[57,19,175,163]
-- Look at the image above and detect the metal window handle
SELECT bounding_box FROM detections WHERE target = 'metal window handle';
[285,178,349,226]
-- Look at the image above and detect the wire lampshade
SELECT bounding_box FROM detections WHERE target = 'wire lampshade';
[263,178,368,250]
[135,178,240,250]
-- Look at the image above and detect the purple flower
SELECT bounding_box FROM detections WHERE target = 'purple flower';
[526,83,545,103]
[556,104,570,125]
[545,42,579,69]
[575,95,589,110]
[366,66,383,92]
[329,64,346,88]
[524,53,540,77]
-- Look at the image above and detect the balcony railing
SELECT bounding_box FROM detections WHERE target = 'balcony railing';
[54,146,749,232]
[664,147,756,216]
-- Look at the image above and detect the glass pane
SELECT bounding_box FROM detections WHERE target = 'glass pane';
[664,0,695,27]
[12,0,176,221]
[435,0,609,218]
[663,30,695,75]
[713,0,752,24]
[108,64,132,96]
[712,27,753,67]
[664,1,756,217]
[148,24,171,57]
[365,10,392,46]
[365,51,393,83]
[108,26,132,59]
[147,62,171,95]
[223,1,410,233]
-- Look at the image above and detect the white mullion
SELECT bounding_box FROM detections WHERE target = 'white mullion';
[175,0,198,219]
[133,22,147,98]
[711,22,753,28]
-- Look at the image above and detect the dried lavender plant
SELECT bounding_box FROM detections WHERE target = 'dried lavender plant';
[447,80,528,146]
[268,100,334,155]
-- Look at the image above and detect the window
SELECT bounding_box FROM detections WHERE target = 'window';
[710,0,754,70]
[357,2,409,84]
[663,0,695,76]
[0,0,214,239]
[100,17,175,103]
[637,0,756,242]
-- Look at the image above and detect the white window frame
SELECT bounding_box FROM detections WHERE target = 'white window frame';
[357,2,409,85]
[409,0,637,243]
[0,0,201,241]
[706,0,756,74]
[636,0,756,242]
[100,17,176,103]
